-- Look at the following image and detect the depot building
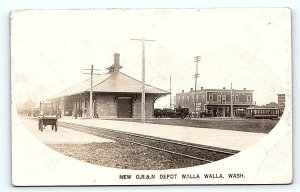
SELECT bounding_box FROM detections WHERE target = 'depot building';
[51,53,169,118]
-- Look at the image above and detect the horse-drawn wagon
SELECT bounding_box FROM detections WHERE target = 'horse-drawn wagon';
[38,116,58,132]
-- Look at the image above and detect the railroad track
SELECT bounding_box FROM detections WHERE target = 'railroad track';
[58,121,239,164]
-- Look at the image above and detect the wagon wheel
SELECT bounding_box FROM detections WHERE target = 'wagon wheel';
[38,120,43,132]
[180,114,184,119]
[55,120,58,132]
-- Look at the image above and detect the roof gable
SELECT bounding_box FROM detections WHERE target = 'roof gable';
[90,72,169,94]
[51,72,169,99]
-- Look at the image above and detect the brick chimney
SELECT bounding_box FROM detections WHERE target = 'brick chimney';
[201,87,203,90]
[190,88,193,92]
[107,53,123,74]
[114,53,121,73]
[182,90,184,93]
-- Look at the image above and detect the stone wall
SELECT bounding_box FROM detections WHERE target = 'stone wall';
[93,93,155,118]
[132,94,154,118]
[95,93,117,118]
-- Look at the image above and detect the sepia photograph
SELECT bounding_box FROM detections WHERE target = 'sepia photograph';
[11,8,292,186]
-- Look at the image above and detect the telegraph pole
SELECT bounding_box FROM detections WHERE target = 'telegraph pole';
[169,76,172,109]
[194,56,201,116]
[231,83,234,120]
[131,38,155,124]
[83,65,100,118]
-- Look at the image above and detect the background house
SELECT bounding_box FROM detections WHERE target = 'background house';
[277,94,285,116]
[175,87,255,117]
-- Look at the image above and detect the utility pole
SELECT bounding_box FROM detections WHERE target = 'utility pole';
[194,56,201,116]
[83,65,100,118]
[131,38,155,124]
[169,76,172,109]
[231,83,234,120]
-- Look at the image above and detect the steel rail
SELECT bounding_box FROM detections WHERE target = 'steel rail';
[59,122,212,162]
[59,121,238,156]
[99,125,238,155]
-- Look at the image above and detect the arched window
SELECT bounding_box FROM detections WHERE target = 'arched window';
[247,95,251,102]
[235,95,239,102]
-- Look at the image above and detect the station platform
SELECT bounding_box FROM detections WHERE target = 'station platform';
[21,117,114,144]
[58,118,266,151]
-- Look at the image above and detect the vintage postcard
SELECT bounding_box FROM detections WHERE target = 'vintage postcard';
[11,8,292,186]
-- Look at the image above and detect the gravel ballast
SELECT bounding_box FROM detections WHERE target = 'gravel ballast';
[47,142,206,170]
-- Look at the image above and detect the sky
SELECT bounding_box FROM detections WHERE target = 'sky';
[11,8,291,108]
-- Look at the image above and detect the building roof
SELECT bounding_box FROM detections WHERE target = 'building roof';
[205,89,254,92]
[51,72,169,99]
[90,72,169,94]
[51,73,111,99]
[176,88,254,95]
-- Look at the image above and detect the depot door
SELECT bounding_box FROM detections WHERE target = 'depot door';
[117,98,132,118]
